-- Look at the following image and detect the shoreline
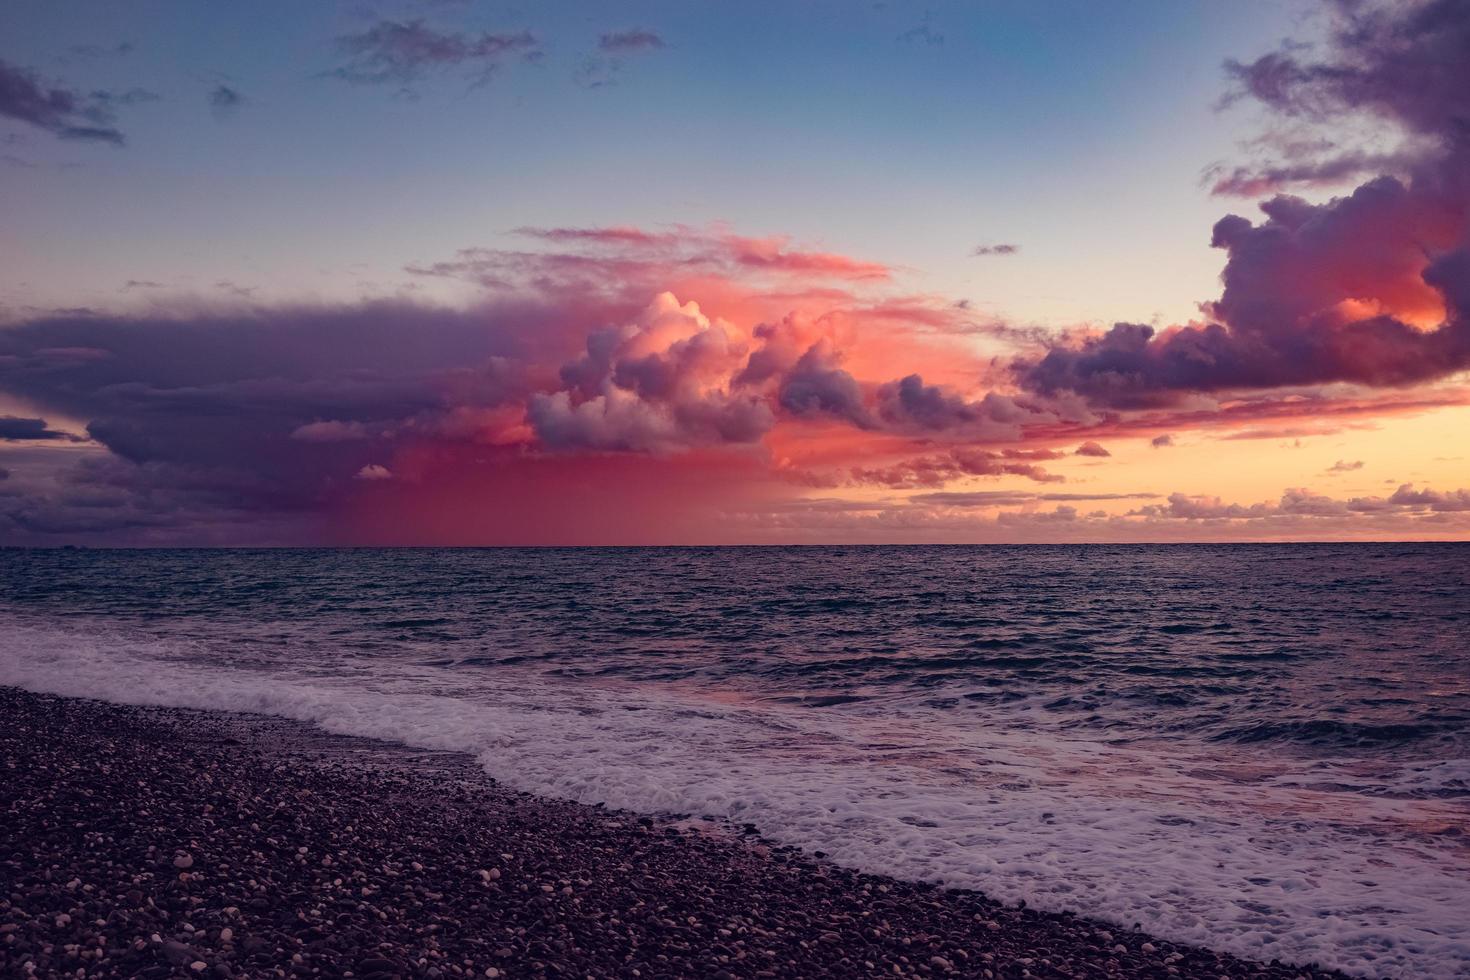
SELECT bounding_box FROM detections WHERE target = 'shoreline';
[1,686,1350,979]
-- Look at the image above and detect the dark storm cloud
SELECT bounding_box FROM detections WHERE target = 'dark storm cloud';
[0,58,126,144]
[331,20,540,86]
[0,303,539,535]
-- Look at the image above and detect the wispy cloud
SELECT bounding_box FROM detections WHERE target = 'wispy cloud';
[330,20,540,88]
[209,84,245,119]
[598,30,665,54]
[0,57,129,145]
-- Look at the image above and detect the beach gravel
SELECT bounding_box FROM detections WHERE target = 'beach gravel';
[1,687,1351,979]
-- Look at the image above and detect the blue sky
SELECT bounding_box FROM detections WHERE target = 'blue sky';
[2,0,1304,325]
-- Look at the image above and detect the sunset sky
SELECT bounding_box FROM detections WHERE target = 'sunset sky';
[1,0,1467,544]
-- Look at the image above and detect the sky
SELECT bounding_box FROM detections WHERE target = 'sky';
[0,0,1467,545]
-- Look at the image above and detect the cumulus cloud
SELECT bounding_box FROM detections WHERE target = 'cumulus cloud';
[1013,0,1470,408]
[1151,434,1174,448]
[1128,483,1470,525]
[873,375,1046,439]
[530,292,774,452]
[1328,459,1365,472]
[354,464,392,481]
[777,340,873,428]
[1388,483,1470,511]
[1074,440,1111,457]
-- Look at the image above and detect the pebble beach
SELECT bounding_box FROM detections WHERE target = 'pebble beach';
[1,686,1350,979]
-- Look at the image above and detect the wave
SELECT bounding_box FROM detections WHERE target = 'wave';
[1212,718,1459,747]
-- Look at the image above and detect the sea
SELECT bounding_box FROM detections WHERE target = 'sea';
[1,545,1467,977]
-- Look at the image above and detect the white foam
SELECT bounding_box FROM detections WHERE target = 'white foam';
[3,617,1468,978]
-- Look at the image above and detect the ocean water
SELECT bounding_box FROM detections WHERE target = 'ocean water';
[1,545,1467,977]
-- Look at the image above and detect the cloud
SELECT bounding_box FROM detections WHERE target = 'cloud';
[1074,440,1111,457]
[0,302,529,537]
[67,42,134,60]
[1151,434,1174,448]
[1205,150,1418,197]
[851,448,1064,488]
[912,491,1159,507]
[291,420,374,442]
[1328,459,1365,472]
[972,244,1018,256]
[0,416,83,442]
[1388,483,1470,511]
[508,225,892,282]
[897,24,945,46]
[873,375,1046,438]
[1013,0,1470,408]
[331,20,539,87]
[1128,482,1470,525]
[354,464,392,481]
[777,340,873,428]
[0,57,126,145]
[598,30,665,54]
[214,280,257,299]
[209,85,245,118]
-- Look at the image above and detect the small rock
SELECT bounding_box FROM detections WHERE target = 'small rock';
[359,956,398,972]
[174,853,194,870]
[161,940,195,966]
